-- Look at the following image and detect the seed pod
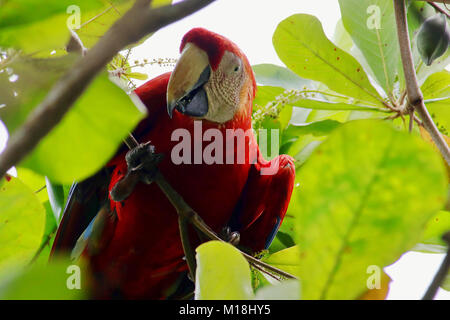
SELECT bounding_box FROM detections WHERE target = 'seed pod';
[416,13,449,66]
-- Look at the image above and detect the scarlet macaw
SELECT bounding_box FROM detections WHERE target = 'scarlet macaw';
[51,28,295,299]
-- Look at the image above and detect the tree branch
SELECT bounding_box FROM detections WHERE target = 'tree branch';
[423,231,450,300]
[0,0,216,179]
[393,0,450,166]
[427,1,450,18]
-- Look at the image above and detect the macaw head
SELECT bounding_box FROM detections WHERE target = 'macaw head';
[167,28,256,124]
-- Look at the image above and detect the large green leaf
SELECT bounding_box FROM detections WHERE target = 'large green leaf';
[0,176,46,271]
[273,14,384,108]
[0,0,172,56]
[252,64,311,90]
[291,120,447,299]
[20,72,146,183]
[0,257,86,299]
[0,55,146,183]
[0,1,114,56]
[339,0,399,98]
[195,241,254,300]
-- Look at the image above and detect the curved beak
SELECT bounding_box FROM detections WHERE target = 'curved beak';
[167,43,211,118]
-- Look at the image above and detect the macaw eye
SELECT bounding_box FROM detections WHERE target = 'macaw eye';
[234,65,240,72]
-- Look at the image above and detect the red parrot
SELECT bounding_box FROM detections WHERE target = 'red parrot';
[51,28,295,299]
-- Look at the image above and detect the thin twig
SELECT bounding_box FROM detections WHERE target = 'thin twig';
[0,0,216,179]
[423,231,450,299]
[427,1,450,18]
[178,216,196,281]
[393,0,450,166]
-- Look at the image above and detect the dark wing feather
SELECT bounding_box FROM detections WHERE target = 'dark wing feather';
[50,168,111,259]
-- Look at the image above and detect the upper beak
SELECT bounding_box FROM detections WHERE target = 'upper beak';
[167,43,211,118]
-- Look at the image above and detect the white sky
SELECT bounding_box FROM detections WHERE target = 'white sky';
[0,0,449,300]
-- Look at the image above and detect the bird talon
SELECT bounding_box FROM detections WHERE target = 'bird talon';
[220,226,240,246]
[125,142,164,183]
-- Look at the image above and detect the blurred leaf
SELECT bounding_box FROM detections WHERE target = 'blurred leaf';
[254,279,300,300]
[195,241,254,300]
[413,211,450,254]
[18,72,146,183]
[253,86,284,108]
[358,272,391,300]
[273,14,384,107]
[45,177,65,221]
[418,125,450,180]
[442,272,450,291]
[339,0,399,98]
[292,120,447,299]
[0,54,78,132]
[263,246,301,278]
[283,120,341,145]
[0,1,113,56]
[0,257,86,299]
[252,64,311,90]
[15,167,48,202]
[0,176,46,271]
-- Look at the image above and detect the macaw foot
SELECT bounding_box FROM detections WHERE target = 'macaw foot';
[125,142,164,183]
[220,226,240,246]
[110,142,164,202]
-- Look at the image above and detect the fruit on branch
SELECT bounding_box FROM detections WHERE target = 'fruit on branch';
[50,28,295,299]
[417,13,449,66]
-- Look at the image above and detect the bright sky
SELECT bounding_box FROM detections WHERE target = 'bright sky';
[0,0,449,300]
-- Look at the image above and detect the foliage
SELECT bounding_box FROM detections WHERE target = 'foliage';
[0,0,449,300]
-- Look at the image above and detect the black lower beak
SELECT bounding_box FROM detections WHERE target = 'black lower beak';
[168,66,211,118]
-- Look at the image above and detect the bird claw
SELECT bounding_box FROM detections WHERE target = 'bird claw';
[220,226,240,246]
[125,142,164,184]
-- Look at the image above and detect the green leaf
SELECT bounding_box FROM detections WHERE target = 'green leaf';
[19,72,146,183]
[0,176,46,271]
[0,54,78,133]
[291,120,447,299]
[15,167,48,202]
[0,1,114,56]
[422,71,450,134]
[293,99,383,112]
[45,178,65,221]
[252,64,311,90]
[413,211,450,254]
[0,257,86,299]
[195,241,254,300]
[421,71,450,99]
[284,120,341,141]
[273,14,383,107]
[339,0,399,98]
[263,246,301,278]
[253,86,285,108]
[254,279,300,300]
